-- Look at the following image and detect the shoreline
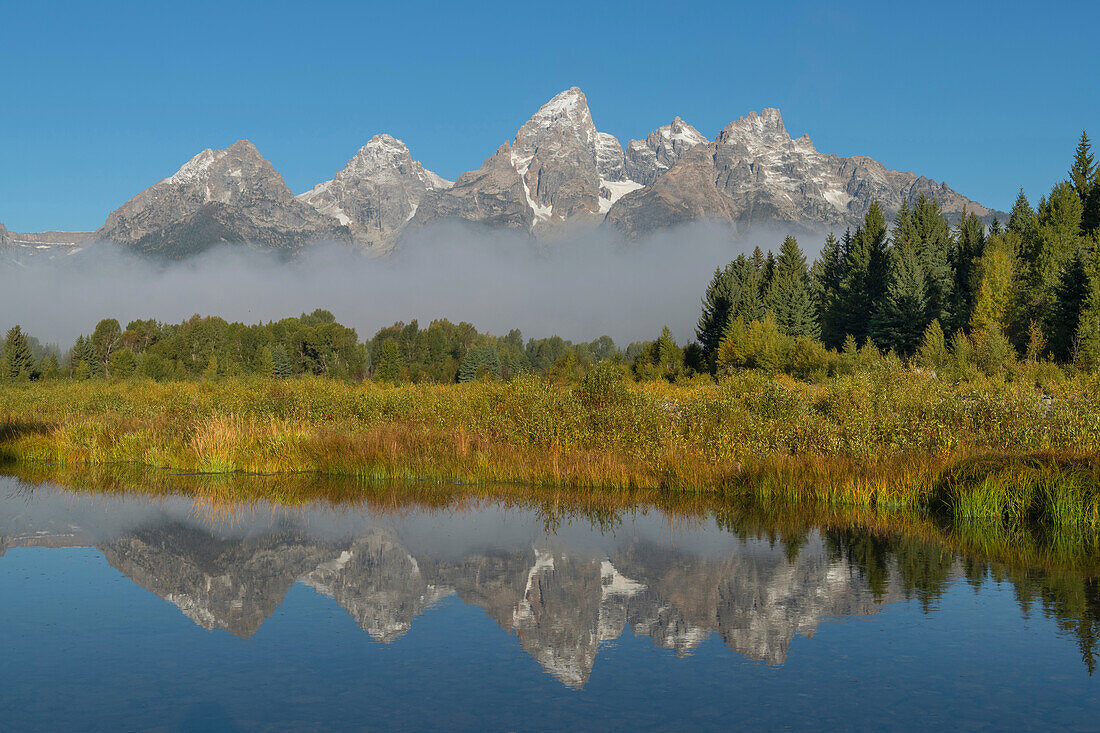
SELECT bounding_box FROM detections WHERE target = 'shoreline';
[3,374,1099,524]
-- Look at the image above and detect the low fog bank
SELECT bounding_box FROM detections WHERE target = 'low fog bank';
[0,222,808,350]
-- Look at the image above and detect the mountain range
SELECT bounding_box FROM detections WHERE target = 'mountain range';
[1,510,903,689]
[1,87,999,260]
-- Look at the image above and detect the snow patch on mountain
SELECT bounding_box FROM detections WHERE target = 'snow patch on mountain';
[599,179,644,214]
[164,148,229,186]
[511,150,553,222]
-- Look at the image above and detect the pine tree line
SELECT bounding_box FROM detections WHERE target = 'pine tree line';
[699,130,1100,373]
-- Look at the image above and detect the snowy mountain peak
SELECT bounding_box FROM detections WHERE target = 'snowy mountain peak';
[515,87,596,151]
[351,133,414,169]
[720,108,790,145]
[164,148,226,185]
[622,117,709,185]
[531,86,590,122]
[295,133,450,249]
[160,140,266,187]
[91,91,999,258]
[663,117,709,146]
[98,139,338,257]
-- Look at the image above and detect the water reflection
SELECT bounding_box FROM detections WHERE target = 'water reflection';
[1,474,1099,688]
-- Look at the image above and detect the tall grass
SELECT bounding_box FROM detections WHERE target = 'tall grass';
[3,370,1100,522]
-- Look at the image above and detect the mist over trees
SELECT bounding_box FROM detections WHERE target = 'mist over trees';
[1,130,1097,386]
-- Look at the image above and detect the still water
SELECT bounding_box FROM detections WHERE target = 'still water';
[0,475,1097,731]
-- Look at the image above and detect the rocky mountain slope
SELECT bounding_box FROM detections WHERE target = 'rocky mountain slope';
[413,87,644,233]
[623,116,710,186]
[95,140,346,258]
[296,134,451,252]
[0,222,93,263]
[45,88,1001,258]
[606,108,993,236]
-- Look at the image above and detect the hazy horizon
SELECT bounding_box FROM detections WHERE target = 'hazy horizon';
[0,221,802,349]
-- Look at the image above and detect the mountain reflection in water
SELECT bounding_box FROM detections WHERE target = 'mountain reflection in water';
[4,475,1098,694]
[3,477,1099,730]
[0,497,882,688]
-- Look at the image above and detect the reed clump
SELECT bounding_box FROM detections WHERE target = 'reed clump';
[3,370,1100,522]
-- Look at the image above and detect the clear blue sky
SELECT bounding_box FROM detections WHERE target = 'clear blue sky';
[2,0,1097,232]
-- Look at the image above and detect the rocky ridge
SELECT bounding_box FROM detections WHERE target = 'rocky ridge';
[606,108,993,236]
[297,134,451,252]
[95,140,346,258]
[413,87,645,233]
[26,88,1001,259]
[0,222,93,263]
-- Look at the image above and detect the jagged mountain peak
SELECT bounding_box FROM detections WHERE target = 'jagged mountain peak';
[514,87,598,154]
[97,139,339,258]
[608,104,994,237]
[82,91,1001,257]
[623,116,710,186]
[718,108,796,150]
[530,87,591,123]
[347,134,415,171]
[662,116,709,146]
[295,132,451,250]
[305,132,451,192]
[414,86,629,230]
[161,139,267,187]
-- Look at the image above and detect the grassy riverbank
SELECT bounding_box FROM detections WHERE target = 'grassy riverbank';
[3,370,1100,523]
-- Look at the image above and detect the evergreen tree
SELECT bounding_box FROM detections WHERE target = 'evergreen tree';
[372,340,403,382]
[696,255,765,369]
[1050,248,1090,361]
[1017,183,1085,338]
[458,346,502,382]
[974,326,1016,377]
[1075,237,1100,370]
[765,236,819,338]
[1038,182,1085,269]
[762,250,777,295]
[750,246,766,273]
[3,326,34,379]
[37,351,60,380]
[1077,132,1100,234]
[835,202,889,344]
[654,326,684,378]
[1086,182,1100,236]
[916,319,949,370]
[271,344,293,378]
[69,335,96,377]
[815,232,846,347]
[1071,131,1095,204]
[950,210,987,331]
[696,266,734,365]
[109,348,138,379]
[1008,189,1038,237]
[911,196,955,328]
[728,256,766,324]
[872,239,927,355]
